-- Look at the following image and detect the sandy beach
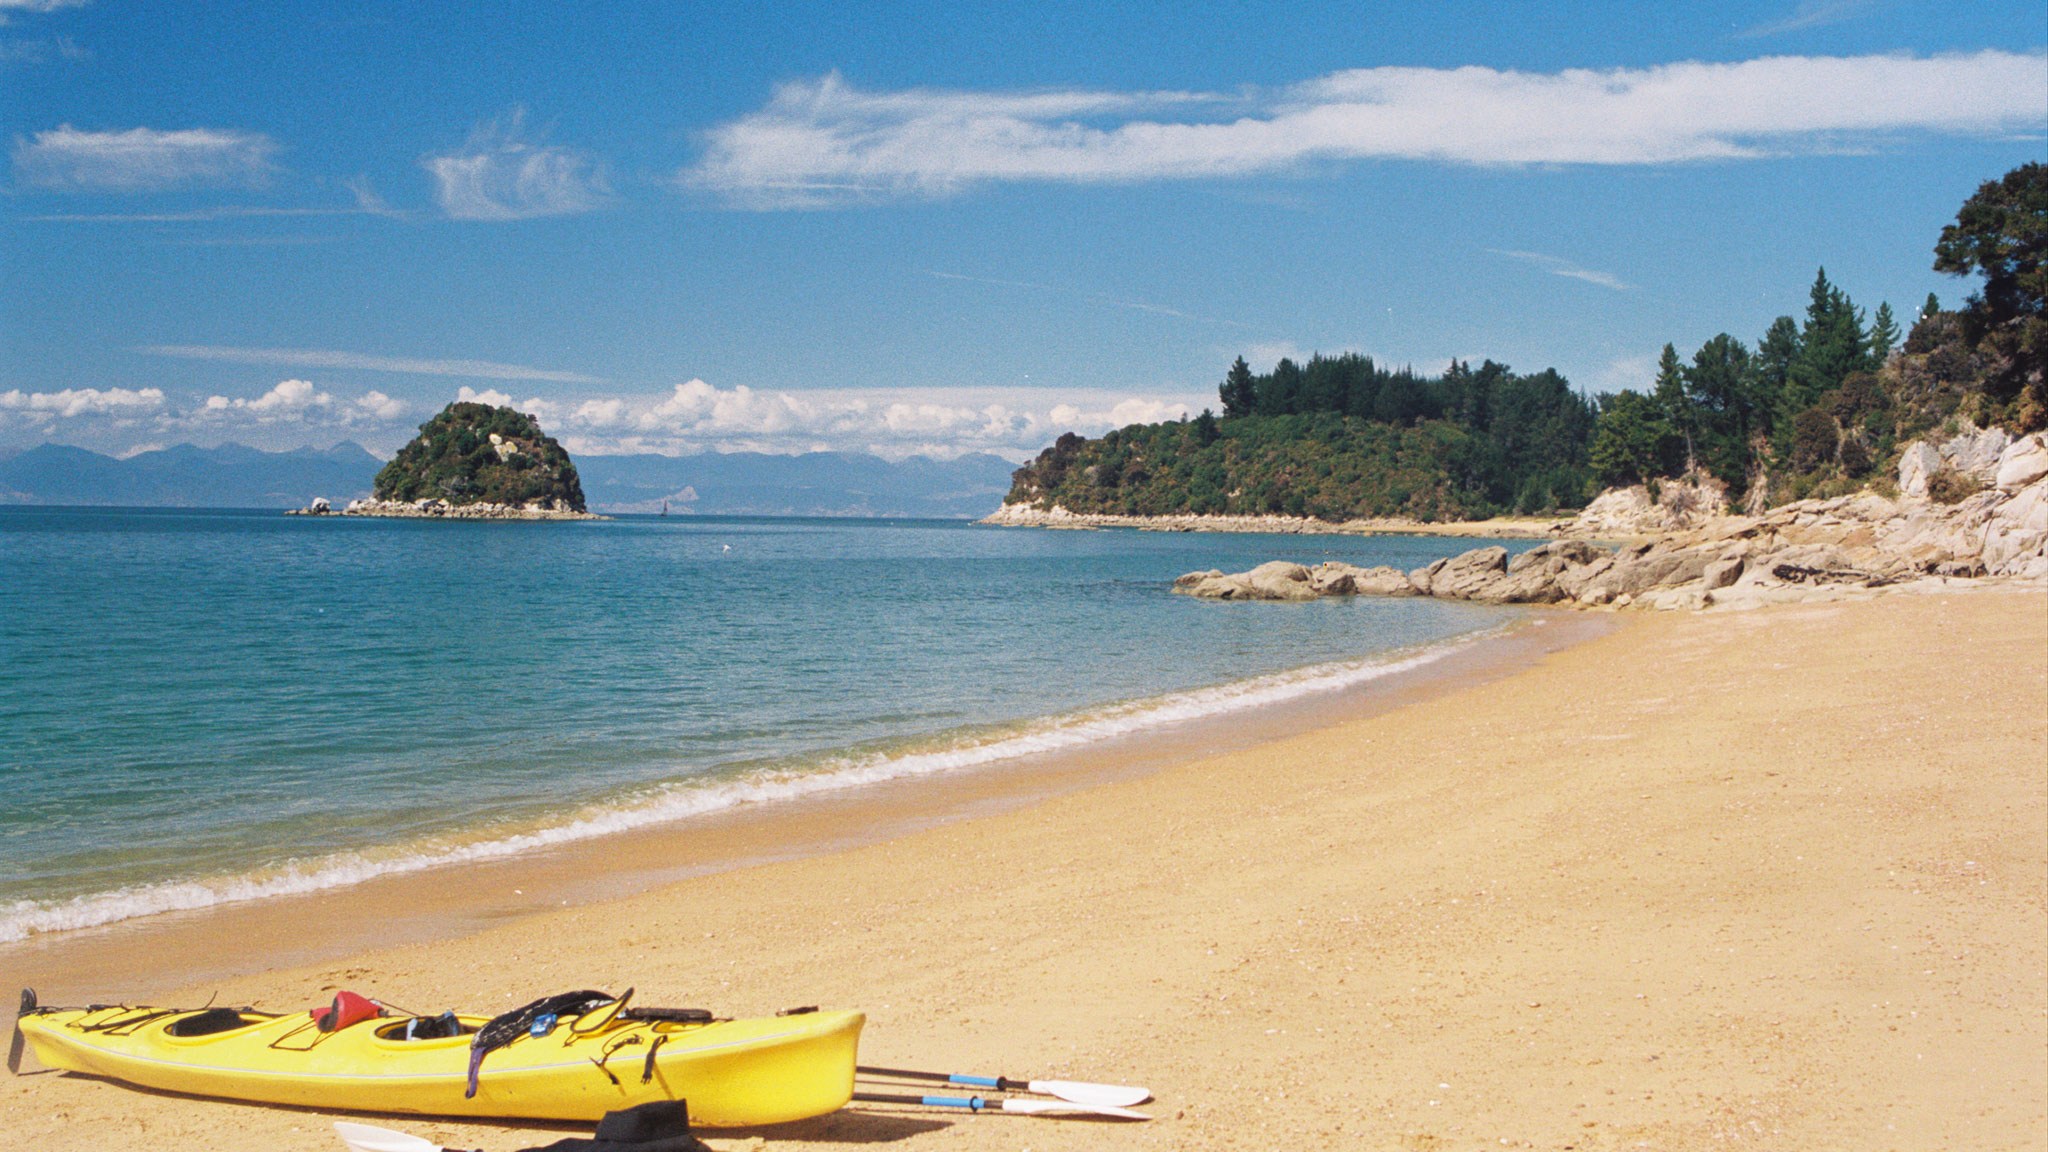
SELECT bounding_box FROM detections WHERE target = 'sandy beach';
[5,584,2043,1152]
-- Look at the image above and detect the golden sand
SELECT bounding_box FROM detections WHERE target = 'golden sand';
[5,586,2043,1151]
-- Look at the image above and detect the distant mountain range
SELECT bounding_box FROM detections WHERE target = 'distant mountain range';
[0,442,1021,519]
[0,442,385,509]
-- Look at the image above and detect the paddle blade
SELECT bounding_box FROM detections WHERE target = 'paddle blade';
[8,989,35,1075]
[1026,1078,1152,1107]
[333,1121,442,1152]
[999,1098,1151,1120]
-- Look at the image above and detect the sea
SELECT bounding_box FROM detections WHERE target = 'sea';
[0,507,1534,945]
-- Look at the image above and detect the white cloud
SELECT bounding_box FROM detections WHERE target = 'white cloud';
[195,380,411,426]
[0,0,92,11]
[356,390,408,421]
[539,379,1205,460]
[142,344,604,385]
[202,378,331,418]
[1489,250,1635,292]
[424,110,610,221]
[12,125,279,191]
[455,386,517,408]
[3,375,1209,461]
[0,385,164,419]
[686,51,2047,207]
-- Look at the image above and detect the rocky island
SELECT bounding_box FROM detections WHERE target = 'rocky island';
[293,402,602,520]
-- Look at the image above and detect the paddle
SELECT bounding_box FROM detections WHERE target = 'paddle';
[851,1090,1150,1120]
[857,1063,1150,1107]
[333,1121,480,1152]
[7,989,33,1075]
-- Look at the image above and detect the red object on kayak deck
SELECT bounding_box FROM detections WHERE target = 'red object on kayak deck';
[310,991,381,1032]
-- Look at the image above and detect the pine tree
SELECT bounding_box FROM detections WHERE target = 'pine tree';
[1260,358,1302,416]
[1750,315,1800,440]
[1685,333,1754,489]
[1787,268,1868,415]
[1867,302,1901,363]
[1653,343,1693,470]
[1219,356,1257,419]
[1921,292,1941,320]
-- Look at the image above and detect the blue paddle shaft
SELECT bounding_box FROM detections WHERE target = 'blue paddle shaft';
[851,1091,989,1110]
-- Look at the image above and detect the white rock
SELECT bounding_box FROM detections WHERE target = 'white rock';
[1897,442,1942,500]
[1994,432,2048,491]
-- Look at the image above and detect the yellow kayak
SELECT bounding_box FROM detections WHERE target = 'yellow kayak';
[15,991,861,1126]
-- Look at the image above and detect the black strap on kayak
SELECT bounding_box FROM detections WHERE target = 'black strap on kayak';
[570,988,633,1037]
[640,1034,667,1084]
[588,1032,644,1087]
[76,1007,179,1036]
[466,991,614,1099]
[621,1006,714,1025]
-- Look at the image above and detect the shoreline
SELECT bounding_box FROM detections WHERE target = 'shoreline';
[0,610,1606,1002]
[978,504,1568,537]
[4,586,2040,1151]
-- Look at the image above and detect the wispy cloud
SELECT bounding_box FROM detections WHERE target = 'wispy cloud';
[1737,0,1876,39]
[924,270,1260,329]
[140,345,605,385]
[0,34,84,63]
[686,51,2047,208]
[1489,249,1635,292]
[344,174,404,218]
[0,0,92,11]
[22,206,372,222]
[423,109,610,221]
[12,126,280,191]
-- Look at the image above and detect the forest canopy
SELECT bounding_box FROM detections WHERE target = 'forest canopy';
[1005,164,2044,521]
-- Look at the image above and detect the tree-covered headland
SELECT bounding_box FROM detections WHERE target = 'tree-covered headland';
[1005,164,2045,521]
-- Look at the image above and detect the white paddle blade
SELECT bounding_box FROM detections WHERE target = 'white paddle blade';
[334,1121,442,1152]
[998,1097,1151,1120]
[1027,1078,1153,1107]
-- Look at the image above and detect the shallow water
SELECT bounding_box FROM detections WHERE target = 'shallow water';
[0,507,1528,939]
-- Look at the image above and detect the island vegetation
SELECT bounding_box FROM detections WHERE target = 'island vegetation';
[373,402,589,513]
[1004,163,2044,522]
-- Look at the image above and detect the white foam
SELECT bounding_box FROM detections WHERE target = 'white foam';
[0,628,1497,943]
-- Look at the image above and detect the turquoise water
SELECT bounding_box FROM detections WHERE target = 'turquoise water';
[0,507,1527,941]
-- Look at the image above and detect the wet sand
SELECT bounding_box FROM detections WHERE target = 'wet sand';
[4,585,2043,1151]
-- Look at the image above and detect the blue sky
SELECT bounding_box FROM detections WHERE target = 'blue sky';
[2,0,2043,461]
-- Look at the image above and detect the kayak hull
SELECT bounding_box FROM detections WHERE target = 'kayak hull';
[19,1004,862,1126]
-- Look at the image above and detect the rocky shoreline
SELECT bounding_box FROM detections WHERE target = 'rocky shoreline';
[977,504,1565,536]
[288,497,605,521]
[1174,429,2048,611]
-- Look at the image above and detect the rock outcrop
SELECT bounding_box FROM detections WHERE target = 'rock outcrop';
[1567,472,1731,536]
[1177,439,2048,611]
[328,496,602,520]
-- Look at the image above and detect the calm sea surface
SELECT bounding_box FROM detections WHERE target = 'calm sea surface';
[0,507,1530,941]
